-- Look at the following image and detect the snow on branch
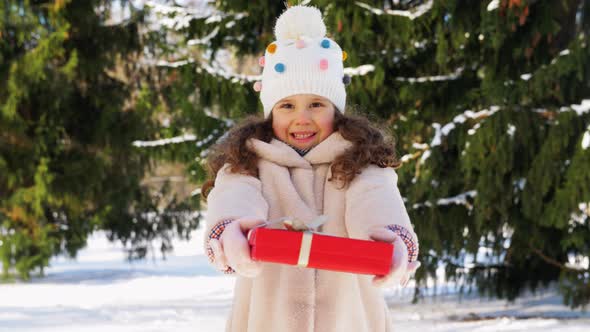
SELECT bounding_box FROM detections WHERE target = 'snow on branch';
[551,49,571,65]
[198,58,261,84]
[517,47,573,82]
[412,190,478,211]
[582,125,590,150]
[395,67,464,83]
[187,27,220,45]
[569,202,589,227]
[355,0,434,20]
[343,64,376,76]
[154,59,195,68]
[567,99,590,116]
[487,0,500,12]
[400,143,429,164]
[144,0,214,30]
[144,1,247,31]
[133,134,197,147]
[132,130,220,149]
[566,254,589,271]
[431,106,501,147]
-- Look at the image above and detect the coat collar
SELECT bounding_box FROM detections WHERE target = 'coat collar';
[247,131,353,168]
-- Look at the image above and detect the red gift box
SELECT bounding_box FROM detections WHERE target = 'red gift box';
[248,228,394,276]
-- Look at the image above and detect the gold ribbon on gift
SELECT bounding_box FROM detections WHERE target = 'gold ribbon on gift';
[297,231,314,267]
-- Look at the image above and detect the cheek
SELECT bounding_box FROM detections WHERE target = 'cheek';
[316,114,335,139]
[272,117,290,140]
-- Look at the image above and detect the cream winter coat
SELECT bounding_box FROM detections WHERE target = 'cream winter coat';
[204,131,417,332]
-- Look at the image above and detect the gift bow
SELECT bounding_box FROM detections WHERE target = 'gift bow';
[255,215,328,232]
[256,215,328,267]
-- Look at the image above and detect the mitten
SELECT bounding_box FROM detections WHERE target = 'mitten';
[219,216,266,278]
[369,227,421,288]
[206,219,235,274]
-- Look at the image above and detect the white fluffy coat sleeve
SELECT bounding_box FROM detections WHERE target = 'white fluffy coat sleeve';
[204,164,269,246]
[345,165,417,242]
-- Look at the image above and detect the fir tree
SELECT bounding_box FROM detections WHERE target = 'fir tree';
[149,0,590,308]
[0,0,200,280]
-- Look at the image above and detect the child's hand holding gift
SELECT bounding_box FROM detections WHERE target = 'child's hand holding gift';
[211,216,266,278]
[369,227,421,288]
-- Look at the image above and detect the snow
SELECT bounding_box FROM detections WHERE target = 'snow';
[571,99,590,116]
[520,73,532,81]
[429,106,500,147]
[131,130,219,149]
[551,48,572,64]
[431,122,443,146]
[150,59,195,68]
[420,149,431,162]
[569,202,589,228]
[356,0,434,20]
[1,227,589,331]
[132,134,197,147]
[187,26,220,45]
[412,190,477,211]
[343,64,376,76]
[487,0,500,11]
[583,126,590,150]
[566,253,589,271]
[507,124,516,137]
[144,0,214,31]
[514,178,526,192]
[190,187,201,197]
[194,49,261,84]
[396,67,463,83]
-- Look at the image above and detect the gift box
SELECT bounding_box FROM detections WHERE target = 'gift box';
[248,228,394,276]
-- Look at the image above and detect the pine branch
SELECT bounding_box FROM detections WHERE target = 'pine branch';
[528,241,589,273]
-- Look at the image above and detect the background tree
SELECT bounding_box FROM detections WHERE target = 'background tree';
[145,0,590,308]
[2,0,589,309]
[0,0,200,280]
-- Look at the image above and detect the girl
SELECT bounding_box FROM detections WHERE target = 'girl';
[202,5,420,332]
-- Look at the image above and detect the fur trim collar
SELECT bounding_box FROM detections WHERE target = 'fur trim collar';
[247,131,352,168]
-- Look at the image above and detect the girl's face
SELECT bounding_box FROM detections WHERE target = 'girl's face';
[271,94,336,150]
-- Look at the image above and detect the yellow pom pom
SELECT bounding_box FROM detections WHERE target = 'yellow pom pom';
[342,51,348,61]
[267,43,277,54]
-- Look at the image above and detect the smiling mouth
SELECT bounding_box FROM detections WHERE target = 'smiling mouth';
[290,132,317,140]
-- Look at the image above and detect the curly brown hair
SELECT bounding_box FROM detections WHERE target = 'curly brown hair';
[201,111,400,201]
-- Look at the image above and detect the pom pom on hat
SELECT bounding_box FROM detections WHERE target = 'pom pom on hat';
[259,5,347,118]
[274,6,326,40]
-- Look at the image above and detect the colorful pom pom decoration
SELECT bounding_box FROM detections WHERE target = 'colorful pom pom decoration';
[342,51,348,61]
[342,75,351,85]
[319,59,329,71]
[275,63,286,73]
[295,39,306,49]
[253,81,262,92]
[267,43,277,54]
[321,39,331,48]
[258,56,265,67]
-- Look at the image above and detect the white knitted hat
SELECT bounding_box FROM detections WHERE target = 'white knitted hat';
[253,6,349,118]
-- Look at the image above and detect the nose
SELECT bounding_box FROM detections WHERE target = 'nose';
[294,108,312,125]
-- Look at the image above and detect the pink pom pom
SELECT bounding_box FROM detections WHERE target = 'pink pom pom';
[253,81,262,92]
[295,39,306,49]
[319,59,329,71]
[258,56,265,67]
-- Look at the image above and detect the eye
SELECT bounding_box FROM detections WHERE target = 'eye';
[311,102,324,108]
[278,103,294,109]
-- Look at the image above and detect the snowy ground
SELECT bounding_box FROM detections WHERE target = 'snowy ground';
[1,226,589,332]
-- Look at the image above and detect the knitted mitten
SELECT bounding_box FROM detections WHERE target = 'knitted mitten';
[369,227,421,288]
[219,217,266,278]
